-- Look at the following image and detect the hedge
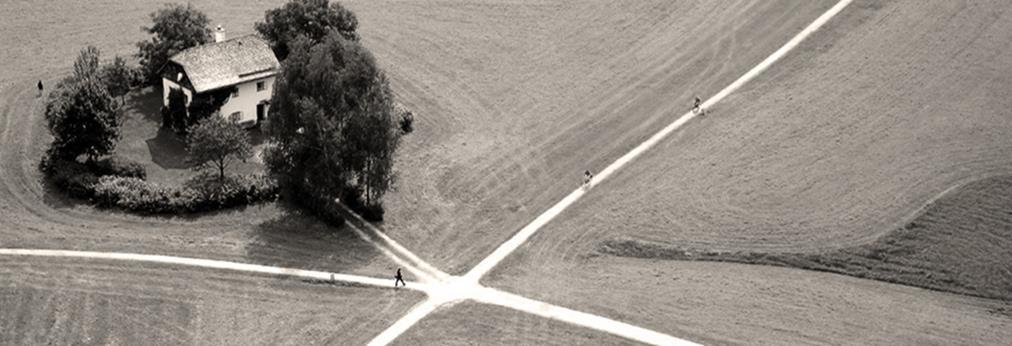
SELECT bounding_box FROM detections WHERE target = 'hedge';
[87,156,146,179]
[93,174,277,214]
[42,155,277,214]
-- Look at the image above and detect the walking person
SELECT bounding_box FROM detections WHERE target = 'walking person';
[37,80,44,97]
[692,96,702,115]
[583,170,593,189]
[394,268,406,288]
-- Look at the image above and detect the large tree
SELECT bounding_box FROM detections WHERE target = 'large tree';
[187,115,253,180]
[255,0,359,60]
[45,47,121,162]
[265,31,400,211]
[137,3,211,85]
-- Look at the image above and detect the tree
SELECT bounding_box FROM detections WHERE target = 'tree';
[73,46,101,81]
[45,47,121,162]
[186,115,253,180]
[265,31,401,213]
[163,87,188,132]
[100,56,134,103]
[255,0,358,60]
[187,87,234,123]
[137,3,211,85]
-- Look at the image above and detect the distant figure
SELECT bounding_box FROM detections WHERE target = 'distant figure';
[37,80,43,97]
[692,96,702,114]
[583,170,593,187]
[394,268,406,288]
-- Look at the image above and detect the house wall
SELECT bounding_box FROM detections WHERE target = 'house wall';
[217,76,274,126]
[161,78,193,106]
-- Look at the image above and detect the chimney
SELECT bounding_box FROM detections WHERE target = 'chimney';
[214,25,226,43]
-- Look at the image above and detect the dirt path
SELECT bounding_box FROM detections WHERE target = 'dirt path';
[0,256,423,345]
[0,249,406,289]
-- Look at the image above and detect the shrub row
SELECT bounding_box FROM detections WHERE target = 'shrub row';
[42,155,277,214]
[92,174,277,214]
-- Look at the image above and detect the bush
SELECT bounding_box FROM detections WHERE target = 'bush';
[87,156,146,179]
[399,109,414,134]
[286,183,346,226]
[42,157,99,199]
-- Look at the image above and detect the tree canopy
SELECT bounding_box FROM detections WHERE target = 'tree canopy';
[255,0,359,60]
[187,115,253,180]
[265,31,400,214]
[45,47,121,162]
[100,56,135,102]
[137,3,211,85]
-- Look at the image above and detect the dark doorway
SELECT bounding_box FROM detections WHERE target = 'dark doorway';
[256,103,266,125]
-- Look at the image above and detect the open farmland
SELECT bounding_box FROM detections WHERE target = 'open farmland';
[492,0,1012,256]
[366,0,838,274]
[486,0,1012,343]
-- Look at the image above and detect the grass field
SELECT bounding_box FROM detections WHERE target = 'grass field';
[484,0,1012,343]
[393,302,640,345]
[510,0,1012,256]
[488,258,1012,345]
[601,174,1012,301]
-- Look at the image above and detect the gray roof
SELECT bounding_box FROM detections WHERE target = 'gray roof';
[169,35,280,93]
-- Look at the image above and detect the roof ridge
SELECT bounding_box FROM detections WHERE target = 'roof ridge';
[166,35,280,93]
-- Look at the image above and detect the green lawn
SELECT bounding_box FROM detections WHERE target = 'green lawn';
[115,87,266,186]
[601,175,1012,301]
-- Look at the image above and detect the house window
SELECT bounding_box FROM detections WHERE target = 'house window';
[229,112,242,123]
[256,81,266,91]
[231,89,239,98]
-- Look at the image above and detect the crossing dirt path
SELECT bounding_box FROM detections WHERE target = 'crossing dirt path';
[364,0,840,274]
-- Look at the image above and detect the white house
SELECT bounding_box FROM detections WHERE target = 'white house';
[162,27,279,127]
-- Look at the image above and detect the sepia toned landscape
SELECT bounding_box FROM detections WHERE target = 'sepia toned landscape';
[2,0,1010,344]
